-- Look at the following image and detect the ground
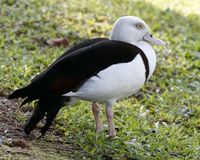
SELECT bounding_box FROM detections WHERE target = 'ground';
[0,0,200,159]
[0,94,86,160]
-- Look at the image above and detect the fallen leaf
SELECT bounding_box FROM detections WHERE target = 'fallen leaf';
[9,139,28,148]
[45,38,69,47]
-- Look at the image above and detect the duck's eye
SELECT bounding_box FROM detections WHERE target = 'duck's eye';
[136,23,143,29]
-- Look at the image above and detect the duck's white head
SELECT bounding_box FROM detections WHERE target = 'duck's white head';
[110,16,165,45]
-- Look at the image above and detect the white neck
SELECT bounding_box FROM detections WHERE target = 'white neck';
[135,41,157,80]
[109,33,137,45]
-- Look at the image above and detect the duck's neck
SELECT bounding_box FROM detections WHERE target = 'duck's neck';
[109,31,138,45]
[109,36,138,45]
[135,41,157,80]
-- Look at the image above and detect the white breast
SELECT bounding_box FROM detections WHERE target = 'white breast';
[63,41,157,103]
[135,41,157,80]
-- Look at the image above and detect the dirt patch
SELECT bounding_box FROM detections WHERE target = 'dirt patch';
[0,96,84,160]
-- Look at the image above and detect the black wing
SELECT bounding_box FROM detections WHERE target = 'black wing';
[18,40,141,97]
[8,38,109,136]
[8,40,144,136]
[31,38,108,83]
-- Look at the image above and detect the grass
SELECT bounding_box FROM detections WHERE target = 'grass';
[0,0,200,159]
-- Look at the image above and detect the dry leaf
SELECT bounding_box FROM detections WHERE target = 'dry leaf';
[45,38,69,47]
[10,139,28,148]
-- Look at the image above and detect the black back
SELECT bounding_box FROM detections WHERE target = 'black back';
[8,39,149,136]
[23,40,146,97]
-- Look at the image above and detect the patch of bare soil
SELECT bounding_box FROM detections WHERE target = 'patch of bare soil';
[0,95,83,160]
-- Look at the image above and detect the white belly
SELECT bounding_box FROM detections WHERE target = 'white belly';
[63,41,156,103]
[64,54,146,102]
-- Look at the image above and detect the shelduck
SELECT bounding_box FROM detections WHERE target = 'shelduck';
[8,16,165,137]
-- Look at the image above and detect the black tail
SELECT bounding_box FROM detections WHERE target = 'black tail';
[8,88,29,99]
[24,96,70,136]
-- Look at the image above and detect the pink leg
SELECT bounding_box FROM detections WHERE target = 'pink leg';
[92,102,103,133]
[106,106,116,137]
